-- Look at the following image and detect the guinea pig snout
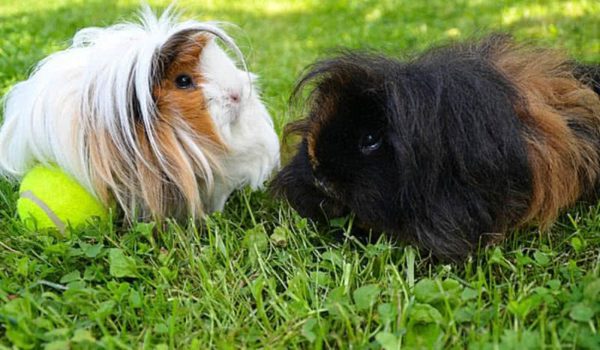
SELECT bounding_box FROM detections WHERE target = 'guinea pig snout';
[220,88,244,123]
[227,90,241,104]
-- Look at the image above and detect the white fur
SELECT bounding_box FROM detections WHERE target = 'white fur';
[0,6,279,218]
[200,40,280,211]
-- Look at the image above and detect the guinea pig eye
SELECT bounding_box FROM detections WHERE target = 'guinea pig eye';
[360,133,383,155]
[174,74,194,89]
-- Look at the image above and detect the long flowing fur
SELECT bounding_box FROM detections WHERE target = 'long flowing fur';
[0,6,279,220]
[272,35,600,260]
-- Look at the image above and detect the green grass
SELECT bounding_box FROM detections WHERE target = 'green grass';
[1,0,599,348]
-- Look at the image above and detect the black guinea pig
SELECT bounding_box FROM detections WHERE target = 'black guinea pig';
[271,34,600,261]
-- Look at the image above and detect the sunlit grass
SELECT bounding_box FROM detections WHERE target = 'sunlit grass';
[502,0,594,25]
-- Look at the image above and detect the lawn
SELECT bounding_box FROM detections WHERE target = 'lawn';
[0,0,599,348]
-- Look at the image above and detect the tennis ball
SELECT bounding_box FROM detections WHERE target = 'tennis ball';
[17,165,109,232]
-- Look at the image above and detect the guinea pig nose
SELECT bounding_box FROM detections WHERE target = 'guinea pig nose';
[228,91,240,103]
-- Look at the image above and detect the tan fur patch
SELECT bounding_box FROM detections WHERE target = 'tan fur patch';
[307,130,319,169]
[154,34,224,147]
[87,33,225,220]
[492,41,600,228]
[303,90,338,170]
[283,112,320,169]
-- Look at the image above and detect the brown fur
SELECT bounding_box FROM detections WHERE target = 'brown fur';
[154,34,224,146]
[288,81,340,169]
[492,42,600,227]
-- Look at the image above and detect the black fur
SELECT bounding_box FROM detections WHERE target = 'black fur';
[574,63,600,95]
[272,35,599,261]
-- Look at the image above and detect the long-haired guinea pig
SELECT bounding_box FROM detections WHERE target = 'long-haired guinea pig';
[271,34,600,261]
[0,6,279,221]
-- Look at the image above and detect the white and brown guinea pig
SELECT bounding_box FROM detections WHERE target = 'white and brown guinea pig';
[272,35,600,261]
[0,6,280,220]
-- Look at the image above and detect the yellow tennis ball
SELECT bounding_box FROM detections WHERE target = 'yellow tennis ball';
[17,166,109,232]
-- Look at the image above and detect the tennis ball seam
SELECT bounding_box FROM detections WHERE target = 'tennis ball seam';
[20,190,66,232]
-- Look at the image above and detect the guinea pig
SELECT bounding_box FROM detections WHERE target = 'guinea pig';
[271,34,600,261]
[0,6,280,221]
